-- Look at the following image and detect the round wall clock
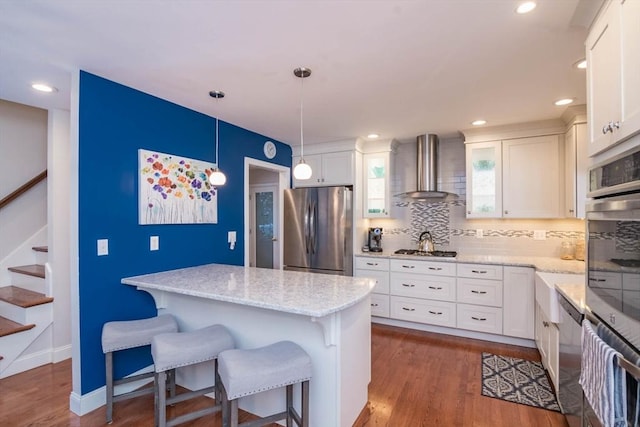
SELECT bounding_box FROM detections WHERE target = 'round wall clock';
[263,141,277,159]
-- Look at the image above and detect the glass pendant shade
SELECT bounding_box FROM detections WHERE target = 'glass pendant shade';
[293,160,312,180]
[209,168,227,186]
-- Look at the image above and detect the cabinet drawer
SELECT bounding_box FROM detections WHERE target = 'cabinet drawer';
[623,273,640,291]
[457,304,503,334]
[355,257,390,271]
[390,273,456,302]
[587,271,622,289]
[390,296,456,328]
[355,269,390,294]
[457,278,503,307]
[370,293,390,318]
[457,263,503,280]
[390,259,456,276]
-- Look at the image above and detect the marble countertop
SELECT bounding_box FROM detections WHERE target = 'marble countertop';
[122,263,376,318]
[356,253,586,274]
[555,283,586,313]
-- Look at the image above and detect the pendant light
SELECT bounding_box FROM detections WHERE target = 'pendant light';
[293,67,313,180]
[209,90,227,186]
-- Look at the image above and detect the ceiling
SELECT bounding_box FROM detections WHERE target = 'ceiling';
[0,0,602,146]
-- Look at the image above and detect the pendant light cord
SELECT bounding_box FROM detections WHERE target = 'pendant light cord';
[300,74,304,159]
[215,97,220,168]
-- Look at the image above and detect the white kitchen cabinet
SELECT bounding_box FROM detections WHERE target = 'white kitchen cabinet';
[390,296,457,328]
[456,304,503,335]
[502,135,563,218]
[456,263,504,334]
[564,122,588,218]
[363,151,392,218]
[355,256,390,317]
[503,266,535,340]
[466,135,563,218]
[390,272,456,302]
[535,303,559,390]
[586,0,640,156]
[292,151,354,187]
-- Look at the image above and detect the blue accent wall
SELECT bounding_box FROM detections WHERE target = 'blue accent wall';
[78,71,291,394]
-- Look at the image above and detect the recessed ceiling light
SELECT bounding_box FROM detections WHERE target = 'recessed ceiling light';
[575,59,587,69]
[31,83,58,93]
[367,133,380,139]
[471,120,487,126]
[516,1,536,14]
[554,98,574,106]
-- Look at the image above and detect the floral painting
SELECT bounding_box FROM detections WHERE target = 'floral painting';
[138,149,218,224]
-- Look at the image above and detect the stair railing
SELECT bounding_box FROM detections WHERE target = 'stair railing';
[0,170,47,211]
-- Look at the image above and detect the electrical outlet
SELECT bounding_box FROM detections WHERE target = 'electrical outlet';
[150,236,159,251]
[533,230,547,240]
[476,229,483,238]
[97,239,109,256]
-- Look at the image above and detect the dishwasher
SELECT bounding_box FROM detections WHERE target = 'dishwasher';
[558,292,584,427]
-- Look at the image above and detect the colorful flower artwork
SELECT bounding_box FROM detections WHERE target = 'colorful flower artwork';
[138,149,218,224]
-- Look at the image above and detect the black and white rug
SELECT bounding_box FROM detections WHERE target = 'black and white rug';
[481,352,561,412]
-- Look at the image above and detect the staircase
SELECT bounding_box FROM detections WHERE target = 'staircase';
[0,245,54,379]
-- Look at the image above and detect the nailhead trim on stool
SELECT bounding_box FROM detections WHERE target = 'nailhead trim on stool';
[218,341,312,427]
[101,314,178,424]
[151,324,235,427]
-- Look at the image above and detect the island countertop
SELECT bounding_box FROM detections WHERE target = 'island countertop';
[121,263,376,318]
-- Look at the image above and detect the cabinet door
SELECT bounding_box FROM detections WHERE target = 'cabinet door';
[292,154,323,187]
[619,0,640,142]
[321,151,354,186]
[465,141,502,218]
[548,323,559,391]
[565,123,588,218]
[355,269,390,294]
[502,135,562,218]
[363,152,391,218]
[586,0,621,156]
[502,266,535,339]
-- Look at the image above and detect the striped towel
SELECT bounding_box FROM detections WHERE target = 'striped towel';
[579,319,627,427]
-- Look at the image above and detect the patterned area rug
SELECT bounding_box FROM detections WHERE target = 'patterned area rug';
[481,352,561,412]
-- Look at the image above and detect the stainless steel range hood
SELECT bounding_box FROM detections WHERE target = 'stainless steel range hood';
[396,134,458,200]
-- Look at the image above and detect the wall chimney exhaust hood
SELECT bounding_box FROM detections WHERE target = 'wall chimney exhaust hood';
[396,134,458,200]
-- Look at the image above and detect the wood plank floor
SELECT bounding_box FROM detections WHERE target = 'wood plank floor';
[0,323,569,426]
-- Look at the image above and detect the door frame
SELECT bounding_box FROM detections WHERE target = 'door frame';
[249,183,279,268]
[243,157,290,268]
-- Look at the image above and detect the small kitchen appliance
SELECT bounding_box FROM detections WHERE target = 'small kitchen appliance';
[368,228,383,252]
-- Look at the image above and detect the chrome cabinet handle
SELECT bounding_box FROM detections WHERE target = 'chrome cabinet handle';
[371,303,379,307]
[366,262,378,266]
[467,210,471,214]
[428,310,443,315]
[428,267,442,271]
[428,286,443,290]
[402,307,415,312]
[402,265,415,269]
[589,278,606,282]
[603,123,611,134]
[471,290,487,294]
[504,210,509,215]
[402,283,415,288]
[543,321,549,327]
[472,316,487,321]
[471,270,487,274]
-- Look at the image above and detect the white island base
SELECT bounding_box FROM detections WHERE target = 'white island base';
[124,264,373,427]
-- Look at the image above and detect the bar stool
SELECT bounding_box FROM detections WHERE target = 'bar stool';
[218,340,312,427]
[101,314,179,424]
[151,324,235,427]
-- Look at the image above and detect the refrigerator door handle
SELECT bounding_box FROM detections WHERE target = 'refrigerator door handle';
[310,200,317,254]
[304,201,310,254]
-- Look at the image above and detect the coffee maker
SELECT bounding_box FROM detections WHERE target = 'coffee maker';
[368,227,383,252]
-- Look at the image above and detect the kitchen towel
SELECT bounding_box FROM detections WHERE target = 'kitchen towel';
[580,319,627,427]
[597,323,640,427]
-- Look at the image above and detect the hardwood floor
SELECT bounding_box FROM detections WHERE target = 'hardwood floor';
[0,324,569,427]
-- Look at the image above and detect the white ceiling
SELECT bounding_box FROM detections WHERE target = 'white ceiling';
[0,0,602,146]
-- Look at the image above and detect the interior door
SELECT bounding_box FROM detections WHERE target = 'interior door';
[250,185,279,268]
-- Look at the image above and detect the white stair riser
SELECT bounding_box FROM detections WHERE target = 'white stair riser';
[7,274,45,294]
[34,251,48,265]
[0,300,52,325]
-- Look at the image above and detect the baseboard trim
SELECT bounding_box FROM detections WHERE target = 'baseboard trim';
[53,344,72,363]
[0,348,52,379]
[69,364,154,415]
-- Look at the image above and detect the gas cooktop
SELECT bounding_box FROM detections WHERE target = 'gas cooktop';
[394,249,457,258]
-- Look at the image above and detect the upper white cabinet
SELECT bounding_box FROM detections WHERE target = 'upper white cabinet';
[361,139,397,218]
[292,151,354,187]
[586,0,640,156]
[465,132,563,218]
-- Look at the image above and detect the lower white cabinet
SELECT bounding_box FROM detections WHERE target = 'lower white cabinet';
[503,267,535,339]
[456,304,503,334]
[390,296,457,327]
[355,256,390,318]
[535,302,559,390]
[370,293,390,318]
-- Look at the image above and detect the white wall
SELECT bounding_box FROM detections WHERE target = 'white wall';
[0,100,48,260]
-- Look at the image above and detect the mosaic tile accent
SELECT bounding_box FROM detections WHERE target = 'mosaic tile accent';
[547,231,585,240]
[381,227,412,236]
[616,221,640,253]
[452,229,586,240]
[409,201,450,245]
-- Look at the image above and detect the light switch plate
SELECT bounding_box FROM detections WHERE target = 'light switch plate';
[150,236,159,251]
[476,229,484,238]
[228,231,237,243]
[533,230,547,240]
[97,239,109,256]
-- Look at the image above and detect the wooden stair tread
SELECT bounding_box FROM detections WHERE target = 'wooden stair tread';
[32,246,48,253]
[0,286,53,308]
[0,316,35,337]
[8,264,45,278]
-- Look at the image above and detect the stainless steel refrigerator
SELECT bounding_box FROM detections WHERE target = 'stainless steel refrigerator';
[283,186,353,276]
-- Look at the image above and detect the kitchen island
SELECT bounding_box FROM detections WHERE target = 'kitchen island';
[121,263,375,427]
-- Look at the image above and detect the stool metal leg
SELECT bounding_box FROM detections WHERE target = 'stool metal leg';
[105,351,114,424]
[301,380,309,427]
[286,384,293,427]
[156,371,167,427]
[230,398,239,427]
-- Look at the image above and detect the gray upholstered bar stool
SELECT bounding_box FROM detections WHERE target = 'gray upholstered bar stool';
[218,341,312,427]
[101,313,179,424]
[151,324,235,427]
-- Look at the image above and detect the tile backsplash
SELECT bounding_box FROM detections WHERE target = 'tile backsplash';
[368,136,586,258]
